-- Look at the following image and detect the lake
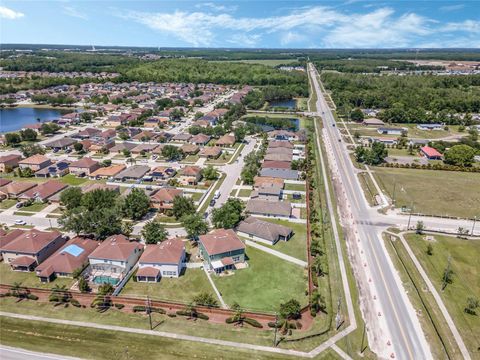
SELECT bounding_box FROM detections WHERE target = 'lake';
[269,99,297,109]
[0,107,69,133]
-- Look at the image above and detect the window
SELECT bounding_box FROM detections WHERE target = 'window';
[232,256,240,262]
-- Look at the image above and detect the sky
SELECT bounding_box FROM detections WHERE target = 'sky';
[1,1,479,48]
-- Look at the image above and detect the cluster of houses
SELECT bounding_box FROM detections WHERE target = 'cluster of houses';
[0,70,120,80]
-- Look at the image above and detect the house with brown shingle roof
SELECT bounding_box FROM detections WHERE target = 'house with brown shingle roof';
[0,229,66,271]
[0,229,25,260]
[190,133,211,146]
[69,157,101,176]
[199,146,222,159]
[35,237,98,283]
[246,199,292,218]
[150,188,183,212]
[264,152,293,162]
[216,134,236,147]
[0,154,21,172]
[89,164,126,179]
[88,234,143,285]
[180,143,199,155]
[19,154,52,172]
[236,217,293,246]
[253,176,284,189]
[179,166,202,185]
[199,229,246,274]
[136,239,186,282]
[18,179,68,202]
[0,181,37,199]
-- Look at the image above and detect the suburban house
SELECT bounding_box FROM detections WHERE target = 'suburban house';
[150,188,183,212]
[250,183,283,201]
[190,133,211,146]
[69,157,101,176]
[408,139,429,147]
[216,134,235,147]
[269,140,293,149]
[264,152,293,162]
[180,143,199,155]
[0,230,66,271]
[75,127,102,139]
[18,180,68,202]
[81,183,120,194]
[377,127,406,136]
[149,166,176,181]
[179,166,202,185]
[0,154,21,172]
[236,217,293,245]
[246,199,292,218]
[89,164,126,179]
[254,176,284,189]
[199,229,246,274]
[136,239,186,282]
[420,146,443,160]
[113,165,150,182]
[43,137,77,152]
[172,133,192,142]
[0,229,25,261]
[34,160,70,178]
[362,118,385,127]
[131,143,159,154]
[268,130,298,141]
[88,234,143,285]
[19,154,52,172]
[35,237,98,283]
[199,146,222,159]
[260,167,299,180]
[417,124,444,131]
[110,142,136,154]
[0,181,37,199]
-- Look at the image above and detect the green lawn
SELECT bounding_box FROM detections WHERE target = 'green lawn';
[284,183,306,192]
[13,211,35,216]
[21,202,49,212]
[181,155,199,163]
[60,174,88,186]
[0,262,74,289]
[0,199,17,210]
[286,193,305,203]
[238,188,252,197]
[186,191,203,202]
[120,268,212,303]
[405,233,480,355]
[251,219,307,261]
[374,167,480,218]
[213,247,308,312]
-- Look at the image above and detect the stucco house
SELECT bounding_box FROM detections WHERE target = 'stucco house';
[199,229,246,274]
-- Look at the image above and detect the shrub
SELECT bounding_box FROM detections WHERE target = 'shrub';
[268,320,284,328]
[244,318,262,328]
[26,294,39,301]
[310,307,317,317]
[133,305,146,312]
[114,303,125,309]
[196,313,209,320]
[167,313,177,318]
[225,317,235,324]
[71,299,81,307]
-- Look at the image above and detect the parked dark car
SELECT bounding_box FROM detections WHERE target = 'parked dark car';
[209,199,216,207]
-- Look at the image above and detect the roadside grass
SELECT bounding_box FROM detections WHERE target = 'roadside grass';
[284,183,306,192]
[213,246,308,312]
[382,233,461,359]
[181,155,199,163]
[13,211,35,216]
[0,314,299,360]
[0,262,74,289]
[154,214,179,224]
[59,174,88,186]
[357,172,377,207]
[120,268,212,303]
[404,233,480,354]
[238,188,252,197]
[197,173,225,214]
[0,199,17,210]
[250,218,308,261]
[373,167,480,218]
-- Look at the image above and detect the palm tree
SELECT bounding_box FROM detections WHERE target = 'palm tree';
[230,302,244,326]
[312,256,326,277]
[49,284,73,307]
[10,282,23,298]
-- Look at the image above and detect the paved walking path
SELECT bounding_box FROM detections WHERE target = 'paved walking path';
[385,231,471,360]
[331,344,354,360]
[245,240,307,267]
[203,267,228,309]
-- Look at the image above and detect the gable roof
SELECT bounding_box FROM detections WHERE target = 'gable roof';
[90,164,126,177]
[151,188,183,203]
[19,154,50,165]
[236,217,293,242]
[246,199,291,217]
[20,180,67,200]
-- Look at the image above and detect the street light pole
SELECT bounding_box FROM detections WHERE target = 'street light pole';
[407,203,414,230]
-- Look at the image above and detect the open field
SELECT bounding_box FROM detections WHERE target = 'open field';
[213,246,308,312]
[0,262,74,289]
[120,268,212,303]
[345,123,464,140]
[373,167,480,218]
[404,233,480,355]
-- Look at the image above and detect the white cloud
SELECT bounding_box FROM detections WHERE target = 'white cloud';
[63,5,88,20]
[0,5,24,19]
[196,2,237,12]
[120,5,480,48]
[439,4,465,12]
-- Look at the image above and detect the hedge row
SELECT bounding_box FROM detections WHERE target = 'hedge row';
[132,305,166,314]
[225,317,263,328]
[176,310,209,320]
[381,162,480,172]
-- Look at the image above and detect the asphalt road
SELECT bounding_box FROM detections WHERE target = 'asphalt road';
[309,63,432,359]
[0,346,81,360]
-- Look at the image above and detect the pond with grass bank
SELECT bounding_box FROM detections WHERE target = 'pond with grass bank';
[0,107,72,133]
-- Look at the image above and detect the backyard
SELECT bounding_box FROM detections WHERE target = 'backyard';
[213,247,308,312]
[373,167,480,218]
[0,262,75,289]
[404,233,480,355]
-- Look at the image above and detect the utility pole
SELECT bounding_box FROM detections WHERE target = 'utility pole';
[407,203,414,230]
[392,180,396,206]
[146,295,152,330]
[442,256,452,291]
[360,322,366,353]
[273,312,278,347]
[335,295,342,330]
[472,216,477,235]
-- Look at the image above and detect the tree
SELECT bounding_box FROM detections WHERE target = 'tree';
[169,108,184,121]
[20,128,37,142]
[141,220,168,244]
[234,126,247,143]
[312,256,326,277]
[172,196,196,220]
[122,188,150,220]
[416,221,425,234]
[21,144,45,157]
[211,198,244,229]
[5,132,21,146]
[40,122,60,135]
[162,145,184,161]
[81,189,119,211]
[121,221,134,237]
[78,277,90,293]
[464,297,479,315]
[279,299,301,320]
[80,112,93,122]
[444,144,476,167]
[311,290,327,314]
[192,292,218,308]
[350,108,364,122]
[60,187,83,210]
[202,165,219,181]
[182,213,208,239]
[58,207,86,236]
[426,243,433,256]
[73,142,84,152]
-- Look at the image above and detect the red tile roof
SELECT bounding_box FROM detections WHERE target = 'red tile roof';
[88,234,142,261]
[420,146,442,158]
[199,229,245,256]
[136,266,160,278]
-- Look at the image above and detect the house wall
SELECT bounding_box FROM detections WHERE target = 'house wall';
[138,256,185,278]
[89,248,142,276]
[2,236,66,266]
[199,244,245,269]
[19,160,51,172]
[236,231,276,245]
